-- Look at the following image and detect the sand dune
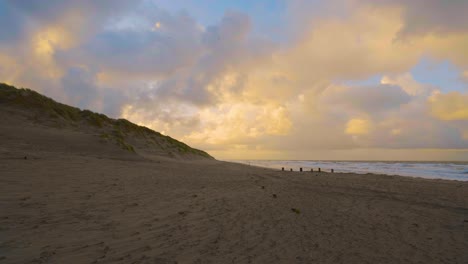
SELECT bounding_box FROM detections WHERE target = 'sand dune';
[0,83,212,161]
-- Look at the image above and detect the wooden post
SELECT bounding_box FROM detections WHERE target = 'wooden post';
[290,168,293,171]
[331,169,334,173]
[300,167,303,172]
[318,168,321,172]
[311,168,313,172]
[282,167,284,171]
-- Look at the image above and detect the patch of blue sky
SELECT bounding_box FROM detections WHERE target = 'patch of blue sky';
[151,0,288,42]
[410,57,467,93]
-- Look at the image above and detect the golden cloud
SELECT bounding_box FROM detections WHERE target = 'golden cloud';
[380,73,428,96]
[345,118,371,135]
[429,91,468,121]
[185,102,292,146]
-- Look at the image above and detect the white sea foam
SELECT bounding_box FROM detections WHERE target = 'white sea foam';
[231,160,468,181]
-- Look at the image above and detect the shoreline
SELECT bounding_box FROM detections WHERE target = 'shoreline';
[229,159,468,164]
[228,159,468,182]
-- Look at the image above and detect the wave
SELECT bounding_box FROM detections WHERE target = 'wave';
[230,160,468,181]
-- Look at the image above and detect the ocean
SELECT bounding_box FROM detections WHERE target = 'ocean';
[230,160,468,181]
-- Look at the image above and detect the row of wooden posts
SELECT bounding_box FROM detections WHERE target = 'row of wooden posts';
[281,167,334,173]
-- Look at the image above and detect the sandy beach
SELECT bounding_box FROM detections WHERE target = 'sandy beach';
[1,127,467,263]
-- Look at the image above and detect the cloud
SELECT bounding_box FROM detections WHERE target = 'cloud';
[77,8,204,77]
[320,83,412,114]
[355,1,468,72]
[2,0,137,48]
[184,102,292,145]
[345,118,371,135]
[65,9,261,108]
[59,66,125,116]
[429,91,468,121]
[281,5,420,81]
[380,73,431,96]
[359,0,468,38]
[61,66,98,109]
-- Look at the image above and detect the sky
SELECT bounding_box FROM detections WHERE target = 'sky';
[0,0,467,161]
